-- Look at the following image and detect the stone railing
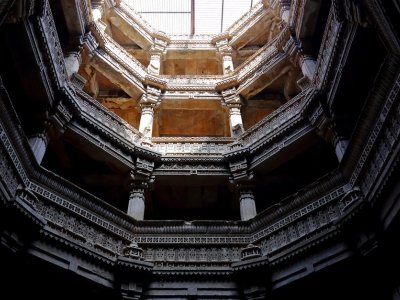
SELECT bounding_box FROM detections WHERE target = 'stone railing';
[118,1,164,43]
[95,48,146,92]
[163,75,219,90]
[313,9,343,89]
[101,27,148,80]
[152,137,234,156]
[162,90,223,100]
[75,89,144,146]
[168,35,216,50]
[235,88,312,149]
[225,1,264,39]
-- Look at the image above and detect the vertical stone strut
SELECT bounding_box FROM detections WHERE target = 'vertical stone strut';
[222,88,244,137]
[229,158,257,221]
[279,0,291,23]
[138,86,161,138]
[217,38,234,75]
[148,39,166,75]
[239,188,257,221]
[28,122,52,164]
[148,53,162,75]
[127,157,154,220]
[299,54,317,82]
[128,185,146,220]
[139,105,155,138]
[228,105,244,137]
[314,116,349,163]
[64,51,82,78]
[29,133,49,164]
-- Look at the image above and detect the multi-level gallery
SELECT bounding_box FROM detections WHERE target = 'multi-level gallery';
[0,0,399,299]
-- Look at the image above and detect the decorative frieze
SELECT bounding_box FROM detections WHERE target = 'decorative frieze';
[143,246,241,263]
[153,142,230,156]
[34,200,125,258]
[75,91,143,145]
[350,71,400,187]
[313,10,342,89]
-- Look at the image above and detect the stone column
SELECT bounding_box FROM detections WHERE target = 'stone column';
[299,54,317,81]
[28,130,50,164]
[64,51,81,78]
[217,39,234,74]
[239,188,257,221]
[228,105,244,137]
[91,1,103,22]
[280,1,291,23]
[138,105,154,138]
[148,53,162,75]
[222,54,234,75]
[127,186,145,220]
[334,136,349,163]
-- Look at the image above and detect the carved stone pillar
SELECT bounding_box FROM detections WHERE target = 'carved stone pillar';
[64,51,81,78]
[91,1,103,21]
[229,105,244,137]
[127,157,154,220]
[148,38,166,75]
[127,186,146,220]
[280,1,291,23]
[139,86,160,138]
[217,39,234,74]
[29,133,48,164]
[148,52,162,75]
[222,88,244,137]
[229,158,257,221]
[222,54,234,75]
[28,123,51,164]
[334,136,349,163]
[299,54,317,81]
[314,115,349,163]
[138,105,154,138]
[239,187,257,221]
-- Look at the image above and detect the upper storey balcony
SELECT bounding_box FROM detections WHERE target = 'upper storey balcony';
[71,0,301,141]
